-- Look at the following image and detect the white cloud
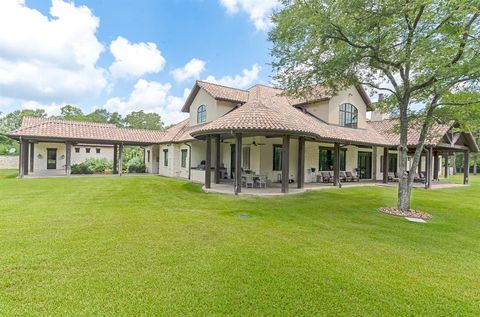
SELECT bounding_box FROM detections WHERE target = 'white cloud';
[171,58,206,82]
[219,0,280,31]
[104,79,189,125]
[205,63,261,88]
[0,0,107,103]
[109,36,166,79]
[21,101,63,116]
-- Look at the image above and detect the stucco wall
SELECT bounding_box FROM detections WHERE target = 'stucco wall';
[31,143,114,173]
[0,155,18,169]
[189,88,236,126]
[304,87,368,128]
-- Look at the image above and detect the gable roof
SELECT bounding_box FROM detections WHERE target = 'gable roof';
[368,119,479,152]
[190,84,391,146]
[6,117,166,145]
[181,81,249,112]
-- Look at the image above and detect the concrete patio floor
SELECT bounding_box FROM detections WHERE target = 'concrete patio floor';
[203,179,466,196]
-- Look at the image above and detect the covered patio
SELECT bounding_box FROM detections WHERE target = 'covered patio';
[7,117,165,178]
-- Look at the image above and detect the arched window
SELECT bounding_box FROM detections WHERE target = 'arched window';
[339,103,358,128]
[197,105,207,123]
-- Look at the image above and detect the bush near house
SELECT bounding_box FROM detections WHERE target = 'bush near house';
[126,157,146,173]
[71,158,113,174]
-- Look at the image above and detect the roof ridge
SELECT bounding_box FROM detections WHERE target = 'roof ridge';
[22,116,117,127]
[196,80,248,93]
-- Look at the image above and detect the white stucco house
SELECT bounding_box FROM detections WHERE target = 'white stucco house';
[6,80,478,194]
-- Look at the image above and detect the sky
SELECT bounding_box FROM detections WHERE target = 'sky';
[0,0,281,124]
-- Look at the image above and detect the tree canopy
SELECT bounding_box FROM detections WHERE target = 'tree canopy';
[270,0,480,210]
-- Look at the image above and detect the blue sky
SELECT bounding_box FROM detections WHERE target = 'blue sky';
[0,0,280,123]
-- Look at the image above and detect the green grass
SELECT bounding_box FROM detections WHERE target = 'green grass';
[0,170,479,316]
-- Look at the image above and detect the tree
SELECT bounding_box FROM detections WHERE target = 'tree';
[0,109,47,155]
[270,0,480,210]
[85,109,125,126]
[58,105,85,121]
[124,111,164,130]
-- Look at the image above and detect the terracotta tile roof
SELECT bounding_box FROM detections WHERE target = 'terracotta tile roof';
[368,119,453,146]
[181,81,249,112]
[190,84,391,146]
[197,81,249,103]
[7,117,165,145]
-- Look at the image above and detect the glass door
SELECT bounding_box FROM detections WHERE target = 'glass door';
[357,151,372,179]
[47,148,57,170]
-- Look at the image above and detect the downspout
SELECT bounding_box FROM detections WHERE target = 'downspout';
[184,142,192,180]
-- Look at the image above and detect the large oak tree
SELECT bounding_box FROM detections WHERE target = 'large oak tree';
[270,0,480,210]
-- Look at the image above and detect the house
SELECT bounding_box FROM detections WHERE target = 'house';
[6,81,478,193]
[144,81,478,194]
[6,117,165,177]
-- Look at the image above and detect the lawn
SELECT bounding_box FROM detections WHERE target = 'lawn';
[0,170,479,316]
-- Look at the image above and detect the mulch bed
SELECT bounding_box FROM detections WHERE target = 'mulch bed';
[379,207,433,220]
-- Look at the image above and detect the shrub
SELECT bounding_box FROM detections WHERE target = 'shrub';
[126,157,145,173]
[71,158,113,174]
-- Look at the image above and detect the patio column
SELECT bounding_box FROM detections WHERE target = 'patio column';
[29,142,34,173]
[333,143,340,187]
[234,133,242,195]
[65,142,72,176]
[433,151,439,181]
[444,154,449,178]
[118,143,124,176]
[205,135,212,189]
[383,147,389,184]
[282,135,290,193]
[113,144,118,174]
[297,137,305,189]
[18,138,24,178]
[22,139,29,176]
[452,154,456,175]
[464,150,470,185]
[425,147,433,189]
[215,135,221,184]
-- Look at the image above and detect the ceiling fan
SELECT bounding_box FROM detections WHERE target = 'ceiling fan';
[245,138,266,146]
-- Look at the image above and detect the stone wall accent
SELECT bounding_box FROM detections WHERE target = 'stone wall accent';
[0,155,18,169]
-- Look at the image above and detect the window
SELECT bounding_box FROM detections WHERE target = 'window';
[242,147,251,170]
[75,148,80,153]
[273,145,282,171]
[163,149,168,166]
[381,154,398,173]
[197,105,207,123]
[86,148,91,153]
[319,147,346,171]
[339,103,358,128]
[96,148,101,154]
[181,149,188,168]
[147,150,151,163]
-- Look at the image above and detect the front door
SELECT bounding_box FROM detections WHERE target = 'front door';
[47,148,57,170]
[357,151,372,179]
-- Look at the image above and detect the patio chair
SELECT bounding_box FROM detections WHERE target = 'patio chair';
[339,171,348,182]
[328,171,335,183]
[388,172,395,182]
[414,172,422,182]
[346,171,359,182]
[393,172,400,182]
[242,174,255,188]
[342,171,353,182]
[257,175,267,188]
[320,171,331,183]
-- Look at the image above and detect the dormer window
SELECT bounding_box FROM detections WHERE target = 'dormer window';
[339,103,358,128]
[197,105,207,124]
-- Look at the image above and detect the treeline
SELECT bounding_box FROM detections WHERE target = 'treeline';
[0,105,165,155]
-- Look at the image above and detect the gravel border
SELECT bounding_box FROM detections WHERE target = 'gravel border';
[379,207,432,220]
